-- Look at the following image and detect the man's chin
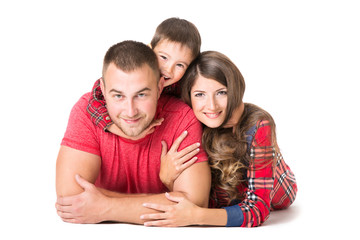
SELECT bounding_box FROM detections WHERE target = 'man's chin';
[118,126,145,140]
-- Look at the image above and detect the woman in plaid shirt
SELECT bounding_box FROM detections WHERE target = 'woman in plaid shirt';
[140,51,297,227]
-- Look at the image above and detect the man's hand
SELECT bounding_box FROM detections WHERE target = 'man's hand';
[56,175,112,224]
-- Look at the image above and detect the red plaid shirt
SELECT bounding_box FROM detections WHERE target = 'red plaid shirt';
[210,120,297,227]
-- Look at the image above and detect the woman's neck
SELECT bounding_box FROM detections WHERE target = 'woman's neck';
[223,102,245,131]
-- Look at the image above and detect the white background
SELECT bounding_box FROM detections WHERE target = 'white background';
[1,0,359,239]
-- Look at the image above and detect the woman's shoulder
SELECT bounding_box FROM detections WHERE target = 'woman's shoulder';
[251,120,272,147]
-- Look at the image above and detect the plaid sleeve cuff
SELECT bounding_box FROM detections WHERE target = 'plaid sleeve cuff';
[224,205,244,227]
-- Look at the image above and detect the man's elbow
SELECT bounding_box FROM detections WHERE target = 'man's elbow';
[174,161,212,208]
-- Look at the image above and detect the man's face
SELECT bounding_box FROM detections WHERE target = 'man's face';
[101,63,160,138]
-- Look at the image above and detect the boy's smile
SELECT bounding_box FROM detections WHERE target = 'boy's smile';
[153,39,194,87]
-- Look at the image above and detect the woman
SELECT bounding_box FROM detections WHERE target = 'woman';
[140,51,297,227]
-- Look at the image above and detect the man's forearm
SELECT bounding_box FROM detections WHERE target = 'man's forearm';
[103,192,184,224]
[98,188,151,198]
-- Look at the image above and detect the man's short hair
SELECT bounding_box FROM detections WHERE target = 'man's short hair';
[150,17,201,59]
[102,40,160,82]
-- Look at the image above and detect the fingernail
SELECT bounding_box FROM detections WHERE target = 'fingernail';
[196,143,200,146]
[184,130,188,135]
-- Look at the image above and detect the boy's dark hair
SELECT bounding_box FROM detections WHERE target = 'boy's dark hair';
[102,40,160,81]
[150,17,201,59]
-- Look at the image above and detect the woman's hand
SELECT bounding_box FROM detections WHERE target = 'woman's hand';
[141,192,201,227]
[107,118,164,140]
[160,131,200,190]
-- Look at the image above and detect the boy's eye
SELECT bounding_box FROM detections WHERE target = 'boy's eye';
[160,55,167,60]
[176,63,185,68]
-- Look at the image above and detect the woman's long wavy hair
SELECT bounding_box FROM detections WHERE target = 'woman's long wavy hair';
[181,51,278,204]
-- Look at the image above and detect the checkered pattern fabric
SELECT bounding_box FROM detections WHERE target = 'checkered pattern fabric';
[210,120,297,227]
[270,153,297,210]
[86,78,112,131]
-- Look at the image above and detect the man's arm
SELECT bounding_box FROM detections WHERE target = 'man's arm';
[56,156,211,224]
[56,146,101,197]
[103,161,211,224]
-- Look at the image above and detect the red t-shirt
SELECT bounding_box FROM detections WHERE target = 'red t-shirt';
[61,93,207,194]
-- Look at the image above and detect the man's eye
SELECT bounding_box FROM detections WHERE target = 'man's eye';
[114,94,123,99]
[137,93,146,98]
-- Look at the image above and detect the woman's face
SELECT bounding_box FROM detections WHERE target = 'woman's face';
[190,75,228,128]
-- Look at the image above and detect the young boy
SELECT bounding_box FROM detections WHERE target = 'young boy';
[87,17,201,136]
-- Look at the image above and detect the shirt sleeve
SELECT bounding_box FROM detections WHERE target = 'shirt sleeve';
[175,108,208,164]
[61,93,101,156]
[86,78,113,131]
[227,120,275,227]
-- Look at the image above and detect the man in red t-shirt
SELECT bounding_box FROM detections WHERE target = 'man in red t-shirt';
[55,41,210,224]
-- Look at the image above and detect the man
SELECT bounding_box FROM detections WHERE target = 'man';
[55,40,211,224]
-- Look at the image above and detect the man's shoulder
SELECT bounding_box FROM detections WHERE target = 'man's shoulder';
[158,94,192,113]
[75,92,92,107]
[68,92,93,122]
[157,94,199,129]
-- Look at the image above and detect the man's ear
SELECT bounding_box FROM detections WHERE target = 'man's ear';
[100,78,105,96]
[158,77,165,99]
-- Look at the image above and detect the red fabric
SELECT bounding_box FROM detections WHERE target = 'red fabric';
[61,93,207,194]
[210,120,297,227]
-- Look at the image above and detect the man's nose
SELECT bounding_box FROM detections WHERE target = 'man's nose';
[125,99,138,117]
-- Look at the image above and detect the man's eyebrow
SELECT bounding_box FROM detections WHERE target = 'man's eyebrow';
[109,87,151,94]
[109,89,123,94]
[135,87,151,94]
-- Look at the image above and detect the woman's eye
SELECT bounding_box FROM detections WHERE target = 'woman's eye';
[176,64,185,68]
[194,93,205,97]
[217,91,227,96]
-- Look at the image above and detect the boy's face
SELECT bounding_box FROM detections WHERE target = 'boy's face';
[153,40,194,87]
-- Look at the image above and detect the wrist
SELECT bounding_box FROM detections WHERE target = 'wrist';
[193,206,205,225]
[160,174,174,191]
[101,196,115,222]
